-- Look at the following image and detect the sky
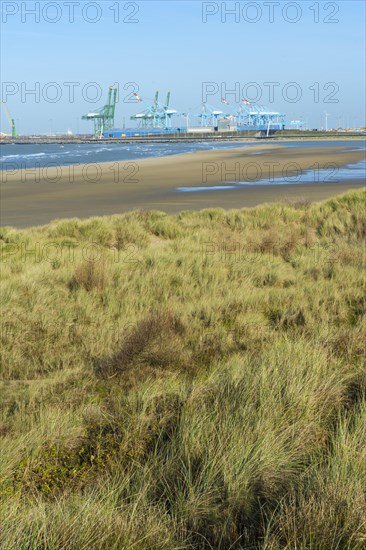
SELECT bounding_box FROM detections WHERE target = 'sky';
[1,0,365,134]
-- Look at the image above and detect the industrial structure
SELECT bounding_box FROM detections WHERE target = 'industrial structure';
[187,99,285,133]
[1,101,17,138]
[237,104,286,131]
[81,86,287,138]
[130,91,179,128]
[230,98,285,132]
[290,120,307,130]
[192,103,230,129]
[82,85,117,137]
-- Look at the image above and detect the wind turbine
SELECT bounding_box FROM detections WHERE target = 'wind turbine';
[324,111,330,132]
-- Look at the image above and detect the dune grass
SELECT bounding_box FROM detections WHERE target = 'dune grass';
[0,189,365,549]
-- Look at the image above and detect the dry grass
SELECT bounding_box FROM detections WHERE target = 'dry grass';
[0,189,365,549]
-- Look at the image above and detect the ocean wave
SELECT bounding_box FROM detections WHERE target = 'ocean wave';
[1,152,47,160]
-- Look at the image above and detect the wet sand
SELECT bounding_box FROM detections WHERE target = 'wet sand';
[1,145,365,228]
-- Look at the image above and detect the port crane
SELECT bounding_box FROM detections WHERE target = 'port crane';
[130,91,160,128]
[236,99,285,131]
[82,85,117,137]
[1,101,17,137]
[193,103,227,127]
[159,92,178,128]
[131,91,180,129]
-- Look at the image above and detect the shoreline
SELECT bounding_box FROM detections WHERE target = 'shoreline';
[2,144,365,228]
[1,135,366,146]
[1,139,365,174]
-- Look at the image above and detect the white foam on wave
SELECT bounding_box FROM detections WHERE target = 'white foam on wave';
[1,152,46,162]
[23,152,46,158]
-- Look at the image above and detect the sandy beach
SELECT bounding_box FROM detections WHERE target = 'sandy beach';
[1,144,365,228]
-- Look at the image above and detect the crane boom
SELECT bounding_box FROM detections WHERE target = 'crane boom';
[164,92,170,110]
[154,91,159,111]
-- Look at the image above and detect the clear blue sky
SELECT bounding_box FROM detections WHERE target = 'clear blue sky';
[1,0,365,134]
